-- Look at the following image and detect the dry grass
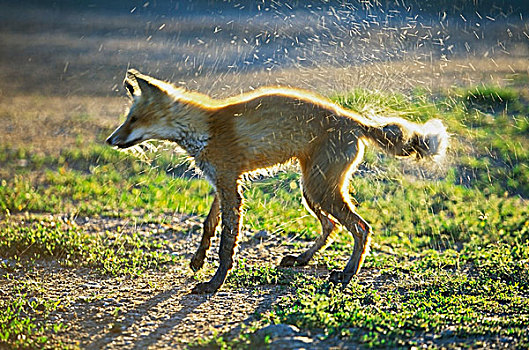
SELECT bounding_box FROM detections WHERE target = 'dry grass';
[1,56,527,159]
[1,2,528,99]
[0,95,126,155]
[217,56,529,96]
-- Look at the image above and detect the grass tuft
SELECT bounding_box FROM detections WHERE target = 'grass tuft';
[460,85,524,114]
[0,216,179,276]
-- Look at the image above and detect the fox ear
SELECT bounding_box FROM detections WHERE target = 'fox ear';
[127,69,142,79]
[124,77,139,97]
[132,75,164,100]
[123,69,142,97]
[125,69,167,99]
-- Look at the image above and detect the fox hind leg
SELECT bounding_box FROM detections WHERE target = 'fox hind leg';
[190,194,220,272]
[322,196,372,286]
[280,188,337,267]
[301,137,372,287]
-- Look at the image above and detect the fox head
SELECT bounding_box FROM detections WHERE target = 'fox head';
[106,69,189,148]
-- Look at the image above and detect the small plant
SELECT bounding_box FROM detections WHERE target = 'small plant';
[0,286,63,349]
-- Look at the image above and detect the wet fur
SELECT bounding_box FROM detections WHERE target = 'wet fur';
[107,69,449,293]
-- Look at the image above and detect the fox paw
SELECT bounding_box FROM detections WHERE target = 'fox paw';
[189,254,205,272]
[191,282,219,294]
[279,255,298,267]
[279,255,309,267]
[328,270,355,287]
[328,269,345,284]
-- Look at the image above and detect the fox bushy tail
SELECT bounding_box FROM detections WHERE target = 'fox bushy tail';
[363,117,448,161]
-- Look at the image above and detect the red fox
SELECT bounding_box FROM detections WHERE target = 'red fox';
[107,69,448,294]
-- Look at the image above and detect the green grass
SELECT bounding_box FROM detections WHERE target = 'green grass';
[459,85,525,115]
[1,84,529,348]
[0,144,214,218]
[0,280,65,349]
[259,238,529,347]
[0,215,179,276]
[227,262,301,288]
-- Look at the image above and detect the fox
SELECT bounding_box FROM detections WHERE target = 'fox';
[106,69,448,294]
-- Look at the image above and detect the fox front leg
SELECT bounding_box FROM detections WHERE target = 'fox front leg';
[191,183,242,294]
[190,194,220,272]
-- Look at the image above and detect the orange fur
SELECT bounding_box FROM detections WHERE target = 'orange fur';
[107,69,449,293]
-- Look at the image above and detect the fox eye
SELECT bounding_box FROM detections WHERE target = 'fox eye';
[130,116,138,123]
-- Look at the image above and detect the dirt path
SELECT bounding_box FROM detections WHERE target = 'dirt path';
[45,268,283,349]
[2,215,312,348]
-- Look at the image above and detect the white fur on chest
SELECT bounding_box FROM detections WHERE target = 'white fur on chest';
[170,130,216,185]
[173,131,216,183]
[176,132,209,158]
[164,103,216,183]
[194,158,217,186]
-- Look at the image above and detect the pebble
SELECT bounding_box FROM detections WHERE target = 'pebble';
[102,298,117,305]
[255,324,301,340]
[252,324,320,349]
[271,336,314,349]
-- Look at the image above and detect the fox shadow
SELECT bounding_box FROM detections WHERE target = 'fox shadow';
[84,280,282,349]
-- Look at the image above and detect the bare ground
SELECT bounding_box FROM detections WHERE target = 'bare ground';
[2,214,321,348]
